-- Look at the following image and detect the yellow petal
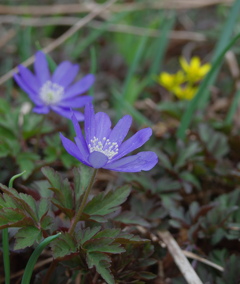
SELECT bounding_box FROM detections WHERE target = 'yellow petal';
[190,57,201,69]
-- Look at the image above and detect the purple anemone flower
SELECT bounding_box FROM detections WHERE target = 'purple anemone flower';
[14,51,95,121]
[60,103,158,172]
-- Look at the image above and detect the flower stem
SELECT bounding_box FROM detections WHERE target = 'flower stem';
[69,169,98,235]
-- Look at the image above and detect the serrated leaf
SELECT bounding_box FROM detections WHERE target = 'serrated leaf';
[42,167,73,210]
[51,233,77,258]
[92,229,121,240]
[84,185,131,216]
[86,252,115,284]
[76,226,101,245]
[37,198,49,220]
[73,165,95,206]
[114,211,150,227]
[83,238,125,254]
[115,232,149,245]
[14,226,42,250]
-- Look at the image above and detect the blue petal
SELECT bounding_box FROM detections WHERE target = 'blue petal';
[34,51,50,85]
[104,151,158,172]
[111,128,152,161]
[33,106,50,114]
[84,103,96,144]
[14,74,42,106]
[64,74,95,98]
[51,106,84,121]
[60,133,90,166]
[94,112,112,141]
[59,95,92,108]
[88,151,108,168]
[18,65,40,92]
[52,62,79,88]
[108,115,132,145]
[75,137,89,163]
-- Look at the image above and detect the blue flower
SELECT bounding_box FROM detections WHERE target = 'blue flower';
[60,103,158,172]
[14,51,94,121]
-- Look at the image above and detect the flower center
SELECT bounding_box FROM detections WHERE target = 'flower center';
[39,81,64,105]
[88,136,119,159]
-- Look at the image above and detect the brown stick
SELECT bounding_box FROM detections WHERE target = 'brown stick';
[157,230,203,284]
[0,16,206,42]
[0,0,117,86]
[0,0,233,16]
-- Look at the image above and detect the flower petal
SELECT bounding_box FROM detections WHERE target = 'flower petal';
[88,151,108,168]
[104,151,158,172]
[111,127,152,161]
[18,65,40,92]
[60,133,90,166]
[70,113,89,159]
[14,74,42,106]
[59,95,92,108]
[94,112,112,141]
[64,74,95,99]
[84,103,96,144]
[52,61,79,88]
[51,106,84,121]
[108,115,132,145]
[33,105,50,114]
[34,51,50,85]
[75,137,89,162]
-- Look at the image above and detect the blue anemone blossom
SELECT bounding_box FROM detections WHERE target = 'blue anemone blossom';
[14,51,94,121]
[60,103,158,172]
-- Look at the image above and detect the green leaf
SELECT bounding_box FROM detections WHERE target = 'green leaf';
[76,226,101,245]
[14,226,42,250]
[51,233,77,258]
[16,152,40,180]
[84,185,131,216]
[86,252,115,284]
[113,211,150,227]
[83,238,125,254]
[42,167,73,210]
[73,165,95,206]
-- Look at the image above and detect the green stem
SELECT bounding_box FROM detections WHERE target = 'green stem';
[69,169,98,235]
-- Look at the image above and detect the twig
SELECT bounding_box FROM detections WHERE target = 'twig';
[0,28,16,48]
[0,0,233,16]
[157,230,203,284]
[0,15,206,42]
[182,250,224,272]
[0,0,117,86]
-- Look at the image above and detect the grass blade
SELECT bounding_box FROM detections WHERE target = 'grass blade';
[198,0,240,108]
[225,88,240,125]
[177,33,240,140]
[21,233,61,284]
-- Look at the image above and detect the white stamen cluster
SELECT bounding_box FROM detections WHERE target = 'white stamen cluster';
[88,136,119,159]
[39,80,64,105]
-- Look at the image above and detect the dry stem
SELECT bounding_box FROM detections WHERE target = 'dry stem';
[157,230,203,284]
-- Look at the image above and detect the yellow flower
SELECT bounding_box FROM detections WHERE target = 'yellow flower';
[158,70,185,92]
[173,85,197,100]
[179,56,211,83]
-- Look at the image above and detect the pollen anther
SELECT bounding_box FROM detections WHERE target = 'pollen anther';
[88,136,119,159]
